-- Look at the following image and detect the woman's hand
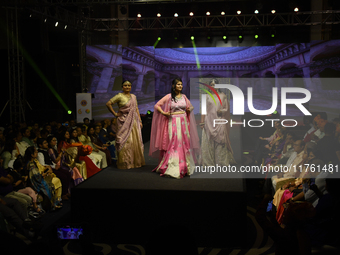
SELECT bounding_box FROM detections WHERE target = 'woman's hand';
[140,123,143,129]
[162,111,170,117]
[199,123,205,129]
[115,112,122,117]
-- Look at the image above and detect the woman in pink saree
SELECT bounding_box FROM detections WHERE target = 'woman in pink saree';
[149,78,200,179]
[106,81,145,169]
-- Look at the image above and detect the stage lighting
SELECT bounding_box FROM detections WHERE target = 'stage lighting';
[237,10,241,15]
[254,10,259,14]
[189,12,194,16]
[137,13,141,18]
[270,28,276,38]
[271,10,276,14]
[68,110,72,114]
[206,11,211,16]
[64,25,67,29]
[44,18,47,23]
[255,34,259,39]
[174,13,178,17]
[221,11,225,15]
[223,29,228,43]
[29,14,32,18]
[157,37,161,41]
[55,22,58,27]
[157,13,161,17]
[294,7,299,12]
[238,31,243,43]
[191,36,194,41]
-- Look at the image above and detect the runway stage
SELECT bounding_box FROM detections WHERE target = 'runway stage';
[71,165,247,248]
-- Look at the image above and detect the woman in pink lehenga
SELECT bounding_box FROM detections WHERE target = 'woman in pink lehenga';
[149,78,200,179]
[106,80,145,169]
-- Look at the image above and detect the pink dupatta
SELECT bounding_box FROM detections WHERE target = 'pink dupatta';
[149,94,200,159]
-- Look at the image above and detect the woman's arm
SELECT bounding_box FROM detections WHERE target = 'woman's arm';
[106,95,120,117]
[155,95,170,116]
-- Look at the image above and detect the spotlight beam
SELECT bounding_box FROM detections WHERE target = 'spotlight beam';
[2,22,71,113]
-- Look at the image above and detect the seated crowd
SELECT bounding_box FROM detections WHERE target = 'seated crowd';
[0,117,116,240]
[255,113,340,254]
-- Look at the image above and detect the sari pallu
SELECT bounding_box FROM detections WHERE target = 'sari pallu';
[202,92,236,166]
[112,93,145,169]
[27,160,56,208]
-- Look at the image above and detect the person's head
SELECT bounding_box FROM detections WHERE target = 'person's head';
[171,78,183,93]
[40,129,49,139]
[209,78,219,87]
[274,121,281,129]
[104,119,110,126]
[95,125,101,135]
[83,118,90,125]
[13,131,22,143]
[307,150,315,162]
[101,120,108,129]
[47,136,57,148]
[81,126,87,136]
[276,127,284,137]
[317,119,327,132]
[304,142,317,159]
[70,120,76,127]
[24,146,38,162]
[71,128,78,139]
[293,140,305,153]
[285,132,295,144]
[33,122,39,130]
[324,122,336,136]
[44,124,52,134]
[13,156,24,172]
[59,130,70,142]
[76,127,82,137]
[21,127,30,138]
[88,126,95,135]
[303,116,313,126]
[122,80,132,93]
[37,138,48,150]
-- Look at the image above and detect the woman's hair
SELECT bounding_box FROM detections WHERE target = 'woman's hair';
[209,78,219,85]
[13,155,24,171]
[58,129,69,143]
[47,136,56,147]
[24,146,36,162]
[171,78,183,102]
[122,80,132,87]
[37,138,47,148]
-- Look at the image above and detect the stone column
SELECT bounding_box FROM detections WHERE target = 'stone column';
[106,75,116,93]
[182,71,189,95]
[302,66,317,94]
[275,73,281,95]
[96,66,113,93]
[134,72,144,96]
[155,77,161,97]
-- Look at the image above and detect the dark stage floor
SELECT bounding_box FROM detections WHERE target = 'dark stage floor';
[71,165,247,248]
[74,165,246,192]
